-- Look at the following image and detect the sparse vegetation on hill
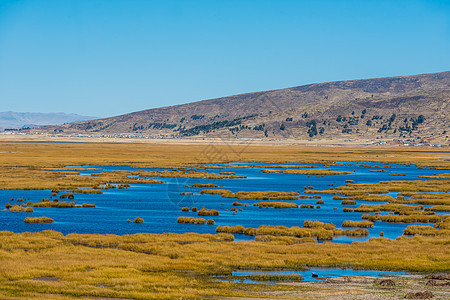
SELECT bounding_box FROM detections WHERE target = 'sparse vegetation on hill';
[28,71,450,144]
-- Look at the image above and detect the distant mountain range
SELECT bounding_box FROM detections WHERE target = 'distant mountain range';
[0,111,96,130]
[30,71,449,144]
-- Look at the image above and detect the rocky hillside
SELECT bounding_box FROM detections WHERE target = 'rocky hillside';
[33,71,450,143]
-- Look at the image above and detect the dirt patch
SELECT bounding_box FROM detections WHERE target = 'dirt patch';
[33,276,59,282]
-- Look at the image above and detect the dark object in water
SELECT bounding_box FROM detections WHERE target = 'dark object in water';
[312,273,318,278]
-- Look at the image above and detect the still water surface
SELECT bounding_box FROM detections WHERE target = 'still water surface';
[0,162,447,243]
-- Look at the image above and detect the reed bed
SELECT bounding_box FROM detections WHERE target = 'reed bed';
[133,217,144,223]
[197,207,219,216]
[354,203,421,213]
[191,183,218,187]
[419,173,450,179]
[300,204,314,209]
[0,229,448,299]
[253,202,298,209]
[216,222,366,241]
[341,200,357,205]
[177,216,207,224]
[200,189,299,200]
[424,205,450,212]
[200,189,232,195]
[25,201,76,208]
[24,217,54,223]
[9,204,33,213]
[254,235,316,244]
[342,220,374,228]
[403,225,450,236]
[362,213,444,223]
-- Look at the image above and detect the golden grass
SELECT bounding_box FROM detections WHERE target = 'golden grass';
[197,207,219,216]
[0,230,448,299]
[362,213,444,223]
[177,216,207,224]
[200,189,300,201]
[300,204,315,209]
[216,221,369,241]
[342,220,374,228]
[341,200,357,205]
[191,183,218,187]
[419,173,450,179]
[424,205,450,212]
[253,201,298,208]
[25,201,76,208]
[9,204,33,213]
[24,217,54,223]
[403,225,450,236]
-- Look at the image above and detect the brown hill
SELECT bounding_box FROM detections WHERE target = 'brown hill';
[33,71,450,144]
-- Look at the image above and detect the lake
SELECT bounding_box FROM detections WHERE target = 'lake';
[1,161,448,243]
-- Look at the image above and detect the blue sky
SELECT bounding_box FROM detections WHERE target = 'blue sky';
[0,0,449,117]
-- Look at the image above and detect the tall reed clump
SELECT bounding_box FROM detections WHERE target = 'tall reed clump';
[363,213,444,223]
[403,225,450,236]
[133,217,144,223]
[177,216,206,225]
[300,204,314,209]
[9,204,33,213]
[24,217,54,223]
[342,220,374,228]
[424,205,450,212]
[254,202,298,209]
[191,183,218,188]
[197,207,219,216]
[341,200,357,205]
[182,207,189,212]
[200,189,232,195]
[26,201,76,208]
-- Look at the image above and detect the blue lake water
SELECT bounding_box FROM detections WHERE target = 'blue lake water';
[229,268,410,283]
[0,161,448,243]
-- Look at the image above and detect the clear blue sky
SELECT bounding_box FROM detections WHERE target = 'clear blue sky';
[0,0,449,117]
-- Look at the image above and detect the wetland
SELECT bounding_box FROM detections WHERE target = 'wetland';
[0,142,448,299]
